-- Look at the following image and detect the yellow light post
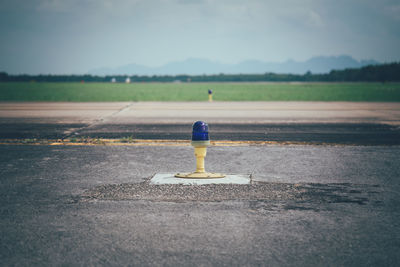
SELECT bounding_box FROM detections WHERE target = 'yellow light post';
[208,89,213,102]
[175,121,225,179]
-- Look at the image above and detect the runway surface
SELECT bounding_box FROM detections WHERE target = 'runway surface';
[1,101,400,124]
[1,145,399,266]
[1,101,400,266]
[1,102,400,144]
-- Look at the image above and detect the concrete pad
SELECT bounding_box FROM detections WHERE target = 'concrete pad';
[150,173,250,185]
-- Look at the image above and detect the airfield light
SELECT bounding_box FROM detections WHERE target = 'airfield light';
[175,121,225,179]
[208,89,213,102]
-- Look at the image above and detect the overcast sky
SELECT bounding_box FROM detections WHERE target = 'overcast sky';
[1,0,400,74]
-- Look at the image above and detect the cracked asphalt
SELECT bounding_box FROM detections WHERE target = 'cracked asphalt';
[1,102,400,266]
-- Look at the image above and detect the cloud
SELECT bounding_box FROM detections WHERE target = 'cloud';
[36,0,79,12]
[306,10,324,28]
[384,4,400,21]
[36,0,142,14]
[176,0,207,4]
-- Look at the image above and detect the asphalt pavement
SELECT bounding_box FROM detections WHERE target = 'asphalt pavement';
[1,102,400,124]
[1,145,399,266]
[1,102,400,266]
[2,121,400,145]
[1,102,400,145]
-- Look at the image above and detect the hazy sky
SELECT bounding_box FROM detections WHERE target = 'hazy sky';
[1,0,400,74]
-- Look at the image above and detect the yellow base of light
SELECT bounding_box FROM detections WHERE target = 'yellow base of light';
[175,172,226,179]
[175,145,225,179]
[208,95,213,102]
[194,146,207,172]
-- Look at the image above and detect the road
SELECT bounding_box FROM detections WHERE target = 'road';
[1,101,400,266]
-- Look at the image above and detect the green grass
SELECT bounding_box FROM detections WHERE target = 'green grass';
[0,82,400,102]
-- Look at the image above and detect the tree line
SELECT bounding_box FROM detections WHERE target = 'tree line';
[0,62,399,83]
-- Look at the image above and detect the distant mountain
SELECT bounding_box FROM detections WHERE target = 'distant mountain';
[89,56,379,75]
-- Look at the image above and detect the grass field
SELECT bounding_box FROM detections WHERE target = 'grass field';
[0,82,400,102]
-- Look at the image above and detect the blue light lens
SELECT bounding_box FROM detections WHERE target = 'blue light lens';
[208,89,212,94]
[192,121,209,141]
